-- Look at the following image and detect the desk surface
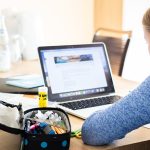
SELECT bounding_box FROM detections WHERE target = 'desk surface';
[0,60,150,150]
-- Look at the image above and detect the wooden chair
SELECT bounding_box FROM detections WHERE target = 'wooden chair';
[93,28,132,76]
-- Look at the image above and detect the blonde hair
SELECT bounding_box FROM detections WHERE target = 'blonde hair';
[142,8,150,32]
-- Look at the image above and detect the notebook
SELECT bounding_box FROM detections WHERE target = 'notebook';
[38,43,122,119]
[6,74,44,89]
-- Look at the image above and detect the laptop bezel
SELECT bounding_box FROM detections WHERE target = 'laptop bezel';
[38,43,115,102]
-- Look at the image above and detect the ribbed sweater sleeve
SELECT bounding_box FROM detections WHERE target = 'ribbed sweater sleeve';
[82,76,150,145]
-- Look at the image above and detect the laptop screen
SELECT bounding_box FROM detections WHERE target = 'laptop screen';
[38,43,115,102]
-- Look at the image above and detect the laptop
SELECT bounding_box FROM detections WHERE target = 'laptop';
[38,43,121,119]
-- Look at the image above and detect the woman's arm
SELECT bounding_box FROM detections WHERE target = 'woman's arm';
[82,76,150,145]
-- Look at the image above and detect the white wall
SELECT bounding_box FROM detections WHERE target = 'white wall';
[122,0,150,82]
[0,0,94,59]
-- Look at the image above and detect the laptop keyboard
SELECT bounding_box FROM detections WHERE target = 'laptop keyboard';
[59,95,121,110]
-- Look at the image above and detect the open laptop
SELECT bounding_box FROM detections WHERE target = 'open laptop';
[38,43,121,119]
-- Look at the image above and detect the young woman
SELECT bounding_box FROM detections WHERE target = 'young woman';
[82,8,150,146]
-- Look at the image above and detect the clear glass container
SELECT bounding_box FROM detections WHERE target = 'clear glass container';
[0,16,11,72]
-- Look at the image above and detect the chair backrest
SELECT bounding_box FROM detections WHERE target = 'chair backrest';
[93,28,132,76]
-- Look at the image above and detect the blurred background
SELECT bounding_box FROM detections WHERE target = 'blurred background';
[0,0,150,82]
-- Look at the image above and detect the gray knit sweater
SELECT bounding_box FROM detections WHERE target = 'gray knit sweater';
[82,76,150,145]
